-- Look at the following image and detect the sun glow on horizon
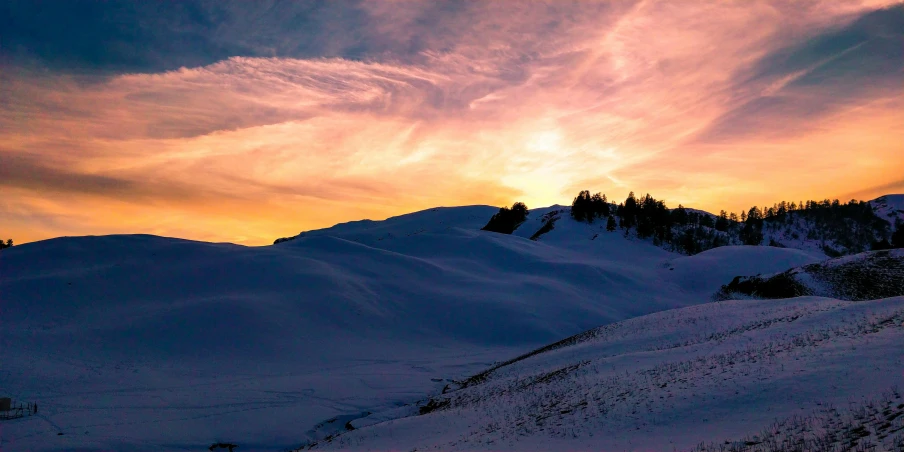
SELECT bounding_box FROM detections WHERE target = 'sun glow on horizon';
[1,1,902,245]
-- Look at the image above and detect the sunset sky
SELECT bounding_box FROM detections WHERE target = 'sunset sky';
[2,1,902,245]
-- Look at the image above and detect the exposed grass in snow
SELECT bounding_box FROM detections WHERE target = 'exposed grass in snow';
[305,297,904,451]
[716,249,904,301]
[4,198,903,451]
[686,388,904,452]
[528,211,560,241]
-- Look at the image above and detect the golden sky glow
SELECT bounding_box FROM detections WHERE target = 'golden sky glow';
[2,1,902,245]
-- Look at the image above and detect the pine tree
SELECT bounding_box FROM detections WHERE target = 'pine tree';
[672,204,688,225]
[892,226,904,249]
[591,192,610,218]
[606,215,617,231]
[747,206,762,222]
[571,190,593,222]
[481,203,529,234]
[715,210,729,231]
[622,192,638,230]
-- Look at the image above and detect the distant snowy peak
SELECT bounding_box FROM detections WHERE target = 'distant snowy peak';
[871,194,904,226]
[274,194,900,251]
[872,194,904,210]
[275,205,499,245]
[679,207,717,218]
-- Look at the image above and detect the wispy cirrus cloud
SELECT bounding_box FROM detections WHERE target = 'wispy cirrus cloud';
[1,1,901,244]
[694,4,904,144]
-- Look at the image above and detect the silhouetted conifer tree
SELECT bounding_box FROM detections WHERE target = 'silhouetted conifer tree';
[571,190,612,223]
[672,204,688,225]
[482,202,529,234]
[714,210,729,231]
[892,225,904,249]
[621,192,638,231]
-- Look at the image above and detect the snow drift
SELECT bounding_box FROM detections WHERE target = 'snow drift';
[1,201,899,451]
[715,248,904,301]
[307,296,904,451]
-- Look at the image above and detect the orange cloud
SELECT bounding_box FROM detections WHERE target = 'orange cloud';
[2,1,901,245]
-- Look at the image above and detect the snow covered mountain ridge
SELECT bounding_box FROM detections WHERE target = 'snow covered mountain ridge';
[0,194,902,451]
[277,193,904,258]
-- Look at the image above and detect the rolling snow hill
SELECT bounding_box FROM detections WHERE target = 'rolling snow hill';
[306,296,904,451]
[716,248,904,301]
[274,205,500,245]
[872,194,904,224]
[1,199,900,451]
[722,194,903,256]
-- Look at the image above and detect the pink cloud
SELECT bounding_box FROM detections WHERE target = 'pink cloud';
[2,1,901,244]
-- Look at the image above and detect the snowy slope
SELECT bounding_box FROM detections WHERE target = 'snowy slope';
[274,205,499,245]
[512,206,681,263]
[2,201,897,451]
[751,194,903,256]
[0,207,736,451]
[716,248,904,301]
[872,194,904,226]
[509,207,825,297]
[307,296,904,451]
[666,245,824,296]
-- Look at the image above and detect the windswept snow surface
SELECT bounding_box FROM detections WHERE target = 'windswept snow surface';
[667,246,824,296]
[0,206,864,451]
[872,194,904,225]
[310,296,904,452]
[716,248,904,301]
[275,205,499,245]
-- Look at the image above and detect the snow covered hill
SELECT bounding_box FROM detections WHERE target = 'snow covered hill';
[723,195,903,256]
[0,211,805,451]
[1,197,900,451]
[274,205,500,245]
[503,195,902,259]
[306,296,904,451]
[872,194,904,224]
[664,245,825,296]
[716,248,904,301]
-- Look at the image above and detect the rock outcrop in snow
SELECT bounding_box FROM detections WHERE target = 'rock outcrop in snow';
[715,249,904,301]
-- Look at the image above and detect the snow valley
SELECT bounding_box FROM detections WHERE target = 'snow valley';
[1,194,903,451]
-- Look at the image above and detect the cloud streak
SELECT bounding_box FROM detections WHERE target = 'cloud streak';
[1,1,902,244]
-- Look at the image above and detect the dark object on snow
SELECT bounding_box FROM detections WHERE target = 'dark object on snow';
[571,190,610,223]
[209,443,238,452]
[0,399,38,420]
[892,227,904,248]
[530,211,560,241]
[482,202,528,234]
[717,272,809,300]
[715,249,904,301]
[418,398,451,415]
